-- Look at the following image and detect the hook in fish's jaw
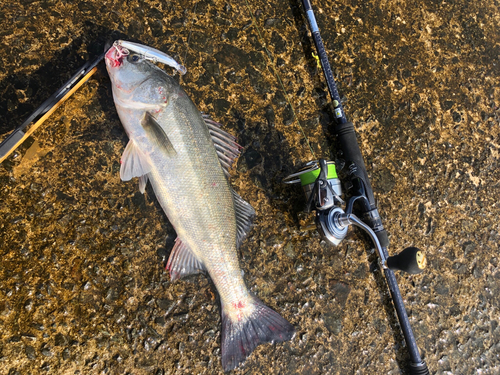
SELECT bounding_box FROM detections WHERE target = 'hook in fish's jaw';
[105,43,130,68]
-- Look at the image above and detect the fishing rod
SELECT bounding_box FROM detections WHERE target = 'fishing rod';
[285,1,430,374]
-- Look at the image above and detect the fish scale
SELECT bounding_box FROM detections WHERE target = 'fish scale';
[105,41,294,371]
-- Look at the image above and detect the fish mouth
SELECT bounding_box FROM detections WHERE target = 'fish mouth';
[105,43,129,68]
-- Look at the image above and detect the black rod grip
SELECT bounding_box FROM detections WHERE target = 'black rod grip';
[375,228,389,249]
[335,121,376,208]
[384,268,425,366]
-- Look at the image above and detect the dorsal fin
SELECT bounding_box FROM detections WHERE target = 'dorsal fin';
[203,115,242,177]
[231,189,256,248]
[201,114,254,245]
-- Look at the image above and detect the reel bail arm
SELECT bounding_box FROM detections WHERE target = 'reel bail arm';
[322,209,426,275]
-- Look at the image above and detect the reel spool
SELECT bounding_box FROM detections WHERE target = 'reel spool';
[283,159,343,211]
[284,159,346,246]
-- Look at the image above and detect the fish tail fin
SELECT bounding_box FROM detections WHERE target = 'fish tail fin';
[220,297,295,372]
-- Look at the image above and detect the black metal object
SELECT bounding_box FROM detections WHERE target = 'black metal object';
[301,1,430,374]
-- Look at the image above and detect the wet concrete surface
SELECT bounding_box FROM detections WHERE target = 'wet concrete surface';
[0,0,499,374]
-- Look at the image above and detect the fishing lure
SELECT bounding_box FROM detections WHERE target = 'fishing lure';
[113,40,187,75]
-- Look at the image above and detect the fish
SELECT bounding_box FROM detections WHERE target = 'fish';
[104,42,295,371]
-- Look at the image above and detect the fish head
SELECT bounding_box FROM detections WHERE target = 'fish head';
[105,41,183,117]
[105,42,156,93]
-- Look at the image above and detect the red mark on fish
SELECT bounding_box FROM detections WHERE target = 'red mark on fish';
[232,301,246,321]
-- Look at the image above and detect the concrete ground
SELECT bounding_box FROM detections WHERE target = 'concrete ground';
[0,0,499,374]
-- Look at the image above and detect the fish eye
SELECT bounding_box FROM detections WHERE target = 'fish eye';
[128,54,141,63]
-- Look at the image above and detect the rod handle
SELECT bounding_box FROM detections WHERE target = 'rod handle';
[409,361,430,375]
[335,121,376,208]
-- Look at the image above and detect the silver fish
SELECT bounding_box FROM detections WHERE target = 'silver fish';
[105,42,294,371]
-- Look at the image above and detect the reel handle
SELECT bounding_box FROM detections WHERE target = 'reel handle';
[387,247,426,274]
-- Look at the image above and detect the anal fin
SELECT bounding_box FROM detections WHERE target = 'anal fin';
[166,238,205,281]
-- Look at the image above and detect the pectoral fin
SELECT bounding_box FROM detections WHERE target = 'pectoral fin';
[141,112,177,157]
[120,139,152,181]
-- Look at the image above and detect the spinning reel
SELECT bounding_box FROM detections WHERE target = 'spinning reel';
[284,159,426,275]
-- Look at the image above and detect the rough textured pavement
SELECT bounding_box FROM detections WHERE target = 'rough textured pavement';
[0,0,499,374]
